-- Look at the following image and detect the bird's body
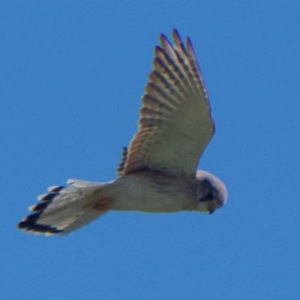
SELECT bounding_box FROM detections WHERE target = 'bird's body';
[109,170,196,212]
[18,30,227,236]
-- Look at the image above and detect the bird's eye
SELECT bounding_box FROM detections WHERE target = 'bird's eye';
[197,179,218,202]
[205,192,215,201]
[198,190,215,202]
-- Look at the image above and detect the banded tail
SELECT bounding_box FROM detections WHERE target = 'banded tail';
[18,179,110,236]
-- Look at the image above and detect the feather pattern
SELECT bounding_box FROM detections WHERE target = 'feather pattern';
[122,29,214,175]
[18,180,108,235]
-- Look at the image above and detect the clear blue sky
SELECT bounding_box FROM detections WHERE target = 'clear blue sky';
[2,1,300,299]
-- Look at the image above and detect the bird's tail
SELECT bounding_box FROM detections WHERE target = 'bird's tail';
[18,179,111,236]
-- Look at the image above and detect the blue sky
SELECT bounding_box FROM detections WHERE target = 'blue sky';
[2,1,300,299]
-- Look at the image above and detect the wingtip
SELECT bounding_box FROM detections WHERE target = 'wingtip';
[158,29,189,59]
[186,36,196,57]
[172,28,180,40]
[159,32,168,44]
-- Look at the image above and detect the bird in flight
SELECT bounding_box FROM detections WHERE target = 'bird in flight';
[18,29,227,236]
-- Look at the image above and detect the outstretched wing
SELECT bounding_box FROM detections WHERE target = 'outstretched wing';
[122,29,215,176]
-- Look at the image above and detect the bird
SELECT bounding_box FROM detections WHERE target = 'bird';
[18,29,227,236]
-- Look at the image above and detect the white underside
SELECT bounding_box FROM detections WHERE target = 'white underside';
[104,173,196,212]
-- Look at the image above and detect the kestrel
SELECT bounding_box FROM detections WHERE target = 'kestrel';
[18,29,227,236]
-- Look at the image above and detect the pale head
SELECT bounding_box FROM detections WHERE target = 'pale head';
[195,170,227,214]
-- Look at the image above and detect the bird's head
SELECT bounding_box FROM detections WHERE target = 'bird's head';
[194,170,227,214]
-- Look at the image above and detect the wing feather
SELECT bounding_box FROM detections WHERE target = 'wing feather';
[122,29,215,175]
